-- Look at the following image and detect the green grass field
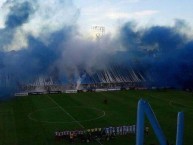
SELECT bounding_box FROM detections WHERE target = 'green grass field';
[0,90,193,145]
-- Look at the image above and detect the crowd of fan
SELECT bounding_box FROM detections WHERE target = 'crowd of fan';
[55,125,149,143]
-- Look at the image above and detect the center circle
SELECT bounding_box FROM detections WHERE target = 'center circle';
[28,106,105,123]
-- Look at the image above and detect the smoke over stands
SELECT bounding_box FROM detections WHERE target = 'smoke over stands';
[0,0,193,99]
[118,21,193,89]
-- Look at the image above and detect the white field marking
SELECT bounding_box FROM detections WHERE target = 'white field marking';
[47,95,104,145]
[148,95,193,108]
[169,100,193,111]
[28,106,106,124]
[47,95,85,128]
[149,95,193,111]
[169,101,193,118]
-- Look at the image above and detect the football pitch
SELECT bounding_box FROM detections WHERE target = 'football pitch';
[0,90,192,145]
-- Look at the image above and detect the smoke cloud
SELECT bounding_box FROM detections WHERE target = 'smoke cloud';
[0,0,78,98]
[118,20,193,88]
[0,0,193,99]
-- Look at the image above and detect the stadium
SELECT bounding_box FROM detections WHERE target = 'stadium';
[1,0,193,145]
[16,65,146,95]
[1,60,192,145]
[1,64,191,145]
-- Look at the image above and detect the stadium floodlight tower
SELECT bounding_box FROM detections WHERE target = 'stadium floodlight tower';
[91,25,105,40]
[136,99,184,145]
